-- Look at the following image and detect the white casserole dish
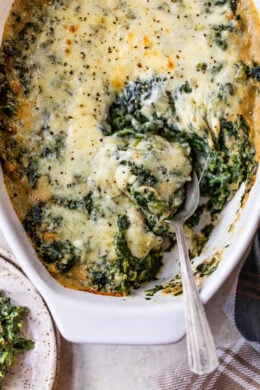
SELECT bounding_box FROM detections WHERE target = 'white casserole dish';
[0,0,259,344]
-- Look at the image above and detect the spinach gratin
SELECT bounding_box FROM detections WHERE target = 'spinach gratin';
[0,0,259,295]
[0,291,34,381]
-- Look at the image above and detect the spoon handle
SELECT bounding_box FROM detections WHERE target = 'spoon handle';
[174,221,219,375]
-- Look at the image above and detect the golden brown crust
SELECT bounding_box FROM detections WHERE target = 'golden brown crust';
[239,0,260,158]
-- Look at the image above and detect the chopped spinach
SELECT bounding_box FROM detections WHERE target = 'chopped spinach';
[40,240,80,272]
[212,24,235,33]
[53,192,93,214]
[197,116,255,216]
[215,0,227,5]
[186,204,205,228]
[0,291,34,380]
[196,63,208,72]
[180,81,192,94]
[247,65,260,82]
[2,144,39,187]
[211,62,223,74]
[230,0,237,13]
[218,82,235,102]
[23,202,44,248]
[23,202,80,272]
[127,162,157,186]
[145,253,221,296]
[0,7,47,96]
[86,217,163,294]
[25,159,39,188]
[0,53,18,119]
[130,188,168,216]
[212,23,236,50]
[103,77,176,138]
[41,133,66,160]
[215,0,237,13]
[234,61,260,82]
[23,203,43,232]
[202,1,237,15]
[117,214,130,230]
[88,262,110,291]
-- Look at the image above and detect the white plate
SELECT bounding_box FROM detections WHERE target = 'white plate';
[0,256,58,390]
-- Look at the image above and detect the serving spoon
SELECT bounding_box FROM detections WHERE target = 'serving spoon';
[166,171,219,375]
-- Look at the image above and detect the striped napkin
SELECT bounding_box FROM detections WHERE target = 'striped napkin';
[224,229,260,353]
[147,230,260,390]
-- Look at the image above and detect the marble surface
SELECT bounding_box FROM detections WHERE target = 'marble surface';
[0,229,241,390]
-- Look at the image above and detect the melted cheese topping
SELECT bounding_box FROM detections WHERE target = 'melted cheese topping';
[0,0,260,294]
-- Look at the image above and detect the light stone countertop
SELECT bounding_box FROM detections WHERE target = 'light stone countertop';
[0,229,241,390]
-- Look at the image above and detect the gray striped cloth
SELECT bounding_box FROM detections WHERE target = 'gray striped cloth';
[224,230,260,353]
[148,230,260,389]
[147,338,260,389]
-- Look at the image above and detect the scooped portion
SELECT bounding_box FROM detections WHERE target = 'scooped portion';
[115,135,192,230]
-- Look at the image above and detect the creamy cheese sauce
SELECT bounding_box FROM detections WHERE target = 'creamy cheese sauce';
[115,136,191,226]
[0,0,259,294]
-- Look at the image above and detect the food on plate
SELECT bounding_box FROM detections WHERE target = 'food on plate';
[0,0,259,295]
[0,291,34,380]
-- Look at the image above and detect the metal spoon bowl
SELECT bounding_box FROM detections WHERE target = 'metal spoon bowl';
[166,171,219,375]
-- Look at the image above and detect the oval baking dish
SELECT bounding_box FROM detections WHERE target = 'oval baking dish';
[0,0,259,344]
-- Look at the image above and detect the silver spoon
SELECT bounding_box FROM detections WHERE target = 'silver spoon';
[166,171,219,375]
